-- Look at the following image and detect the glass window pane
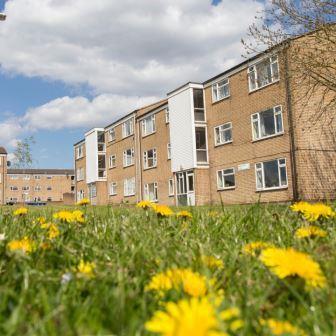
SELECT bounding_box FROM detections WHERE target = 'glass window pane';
[263,160,280,188]
[224,128,232,142]
[260,109,275,137]
[225,174,235,188]
[280,166,287,186]
[193,89,204,108]
[256,170,263,189]
[275,112,283,133]
[196,128,206,149]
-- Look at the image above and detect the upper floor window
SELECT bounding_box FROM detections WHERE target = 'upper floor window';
[122,118,134,138]
[217,168,235,190]
[23,175,30,180]
[47,176,52,179]
[195,127,208,163]
[47,186,52,191]
[97,131,106,152]
[10,186,18,191]
[212,78,230,102]
[22,186,30,191]
[109,154,116,169]
[108,127,116,142]
[167,143,171,160]
[124,177,135,196]
[168,178,174,196]
[10,175,18,180]
[123,148,134,167]
[35,186,42,191]
[214,122,232,146]
[98,154,106,178]
[193,89,205,122]
[165,107,170,123]
[34,175,41,180]
[252,106,283,141]
[76,167,84,181]
[248,55,279,92]
[143,148,157,169]
[255,158,287,191]
[76,145,84,159]
[142,115,156,136]
[144,182,158,202]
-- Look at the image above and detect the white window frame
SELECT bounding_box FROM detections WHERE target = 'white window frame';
[22,186,30,191]
[109,182,117,196]
[214,122,233,146]
[122,118,134,138]
[248,55,279,92]
[143,148,157,169]
[34,186,42,191]
[255,158,288,191]
[76,145,84,159]
[251,105,284,141]
[123,148,135,167]
[165,107,170,123]
[167,143,171,160]
[34,175,41,180]
[10,175,18,180]
[142,115,156,137]
[23,175,30,180]
[109,154,116,169]
[10,186,18,191]
[217,168,236,190]
[212,78,230,103]
[47,186,52,191]
[168,178,174,196]
[124,177,135,197]
[76,168,84,181]
[108,127,116,142]
[144,182,158,202]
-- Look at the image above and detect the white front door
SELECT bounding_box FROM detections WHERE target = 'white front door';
[176,170,195,206]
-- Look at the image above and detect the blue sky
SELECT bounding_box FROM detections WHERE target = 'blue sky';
[0,0,263,169]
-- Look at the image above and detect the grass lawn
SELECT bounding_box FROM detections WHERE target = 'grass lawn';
[0,202,335,335]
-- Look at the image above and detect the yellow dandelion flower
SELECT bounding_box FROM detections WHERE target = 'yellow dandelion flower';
[153,204,174,217]
[72,210,85,223]
[76,198,90,206]
[53,211,74,223]
[208,211,219,218]
[201,255,224,270]
[260,247,326,289]
[13,207,28,216]
[229,319,244,332]
[182,269,208,297]
[220,307,240,321]
[7,237,34,254]
[260,318,306,336]
[77,259,95,278]
[290,201,311,213]
[290,202,335,222]
[295,226,327,239]
[242,241,274,256]
[40,222,52,229]
[136,200,155,210]
[176,210,193,220]
[36,216,46,225]
[145,297,226,336]
[48,224,60,240]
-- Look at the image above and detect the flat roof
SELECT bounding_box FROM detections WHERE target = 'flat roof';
[8,168,74,175]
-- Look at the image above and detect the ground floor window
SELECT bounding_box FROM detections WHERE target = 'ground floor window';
[109,182,117,196]
[124,177,135,196]
[77,189,85,201]
[255,158,287,190]
[217,168,235,189]
[168,179,174,196]
[88,184,97,199]
[144,182,158,202]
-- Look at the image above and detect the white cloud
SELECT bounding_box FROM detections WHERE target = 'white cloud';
[0,0,264,95]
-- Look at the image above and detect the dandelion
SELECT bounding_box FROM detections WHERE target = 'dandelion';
[72,210,85,224]
[176,210,193,220]
[48,224,60,240]
[36,216,46,225]
[7,237,34,254]
[260,318,306,336]
[145,297,224,336]
[76,198,90,206]
[153,204,174,218]
[290,202,335,222]
[53,211,74,223]
[77,259,95,278]
[136,200,155,210]
[220,307,240,321]
[295,226,327,239]
[201,255,224,270]
[260,247,327,289]
[242,241,274,256]
[13,207,28,216]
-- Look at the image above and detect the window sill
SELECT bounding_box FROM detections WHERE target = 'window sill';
[109,194,117,196]
[76,157,84,161]
[122,133,134,140]
[143,166,157,171]
[212,95,230,105]
[256,186,288,192]
[214,140,233,148]
[123,163,135,169]
[124,194,135,197]
[248,79,280,94]
[168,194,174,197]
[108,166,116,170]
[142,131,156,139]
[217,187,236,191]
[252,132,284,143]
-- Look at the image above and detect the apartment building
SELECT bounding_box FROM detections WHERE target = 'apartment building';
[74,38,335,206]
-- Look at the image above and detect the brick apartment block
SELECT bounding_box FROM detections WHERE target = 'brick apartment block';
[0,147,75,205]
[74,37,335,206]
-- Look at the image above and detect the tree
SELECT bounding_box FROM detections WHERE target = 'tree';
[12,136,36,169]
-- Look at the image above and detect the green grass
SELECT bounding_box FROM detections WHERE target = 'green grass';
[0,203,335,335]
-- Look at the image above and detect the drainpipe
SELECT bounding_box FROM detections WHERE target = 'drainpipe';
[135,115,143,202]
[284,46,299,201]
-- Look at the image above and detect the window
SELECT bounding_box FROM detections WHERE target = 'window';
[109,182,117,196]
[167,143,171,160]
[47,176,52,179]
[217,168,235,190]
[88,184,97,199]
[212,78,230,102]
[144,182,158,202]
[248,55,279,91]
[47,186,52,191]
[165,107,170,123]
[23,175,30,180]
[10,175,18,180]
[214,122,232,146]
[10,186,18,191]
[122,118,134,138]
[143,148,157,169]
[35,186,42,191]
[109,154,116,168]
[193,89,205,122]
[97,131,106,152]
[142,115,156,136]
[98,154,106,178]
[123,148,134,167]
[124,177,135,196]
[47,197,52,202]
[76,168,84,181]
[71,186,75,192]
[34,175,41,180]
[22,186,30,191]
[255,158,288,191]
[252,106,283,141]
[76,145,84,159]
[195,127,208,163]
[108,127,116,142]
[168,178,174,196]
[77,189,85,201]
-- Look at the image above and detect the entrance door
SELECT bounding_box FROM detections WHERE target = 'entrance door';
[176,170,195,206]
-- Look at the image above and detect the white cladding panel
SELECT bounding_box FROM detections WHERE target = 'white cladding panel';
[169,88,195,172]
[85,131,98,184]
